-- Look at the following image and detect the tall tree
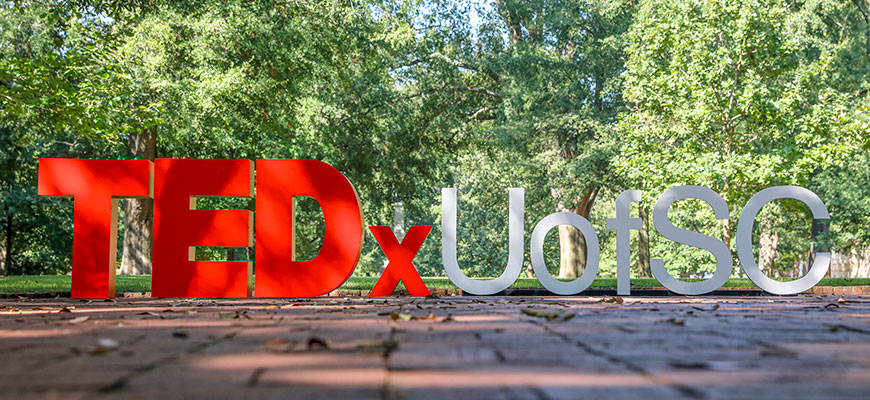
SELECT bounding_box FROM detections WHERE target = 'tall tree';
[402,0,633,277]
[617,0,869,274]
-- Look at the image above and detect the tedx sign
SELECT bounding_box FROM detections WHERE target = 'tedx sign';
[38,158,831,299]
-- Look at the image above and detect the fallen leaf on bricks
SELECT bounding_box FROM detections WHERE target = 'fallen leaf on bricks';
[265,338,295,353]
[760,346,797,358]
[307,337,330,350]
[58,307,73,313]
[91,338,119,355]
[666,317,685,326]
[691,304,720,311]
[355,339,398,353]
[137,311,162,318]
[218,312,238,320]
[829,324,870,334]
[68,316,90,325]
[172,329,189,339]
[389,311,414,321]
[599,297,624,304]
[670,360,709,369]
[521,308,577,321]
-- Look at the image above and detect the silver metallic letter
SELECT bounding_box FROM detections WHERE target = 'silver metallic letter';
[441,188,524,295]
[652,186,732,295]
[606,190,643,296]
[531,212,600,295]
[736,186,830,295]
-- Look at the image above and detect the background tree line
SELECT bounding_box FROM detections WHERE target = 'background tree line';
[1,0,868,280]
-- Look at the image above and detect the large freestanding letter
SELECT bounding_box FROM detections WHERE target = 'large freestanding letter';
[606,190,643,295]
[652,186,732,295]
[37,159,152,299]
[737,186,830,295]
[152,159,253,298]
[255,159,364,297]
[442,188,524,295]
[369,226,432,297]
[531,212,600,295]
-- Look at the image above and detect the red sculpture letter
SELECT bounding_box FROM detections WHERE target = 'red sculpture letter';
[255,159,363,297]
[152,159,253,298]
[37,159,152,299]
[369,226,432,297]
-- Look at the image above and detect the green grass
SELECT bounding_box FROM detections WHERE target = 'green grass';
[1,274,869,294]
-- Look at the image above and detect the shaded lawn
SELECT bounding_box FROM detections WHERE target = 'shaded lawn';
[1,275,868,294]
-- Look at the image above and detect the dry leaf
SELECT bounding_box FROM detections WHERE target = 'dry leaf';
[91,338,119,355]
[389,311,414,321]
[58,307,73,313]
[137,311,162,318]
[670,360,710,369]
[666,317,685,326]
[68,316,90,324]
[599,297,624,304]
[265,338,295,353]
[355,339,398,353]
[218,312,238,320]
[691,304,720,312]
[265,305,279,309]
[307,337,330,350]
[521,308,576,321]
[760,346,797,358]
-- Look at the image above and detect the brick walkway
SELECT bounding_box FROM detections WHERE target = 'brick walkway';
[1,295,868,399]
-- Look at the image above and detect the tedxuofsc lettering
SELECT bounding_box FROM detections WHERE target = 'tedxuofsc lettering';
[37,158,831,299]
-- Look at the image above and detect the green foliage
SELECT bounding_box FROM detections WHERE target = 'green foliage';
[617,0,870,276]
[1,0,868,281]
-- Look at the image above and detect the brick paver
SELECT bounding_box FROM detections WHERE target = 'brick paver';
[0,295,868,399]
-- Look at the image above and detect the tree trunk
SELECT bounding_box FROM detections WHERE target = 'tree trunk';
[2,211,12,275]
[557,220,586,278]
[722,218,732,250]
[637,206,651,278]
[556,189,598,279]
[758,215,779,276]
[119,128,156,275]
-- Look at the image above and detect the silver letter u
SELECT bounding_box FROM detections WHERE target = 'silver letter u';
[441,188,524,295]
